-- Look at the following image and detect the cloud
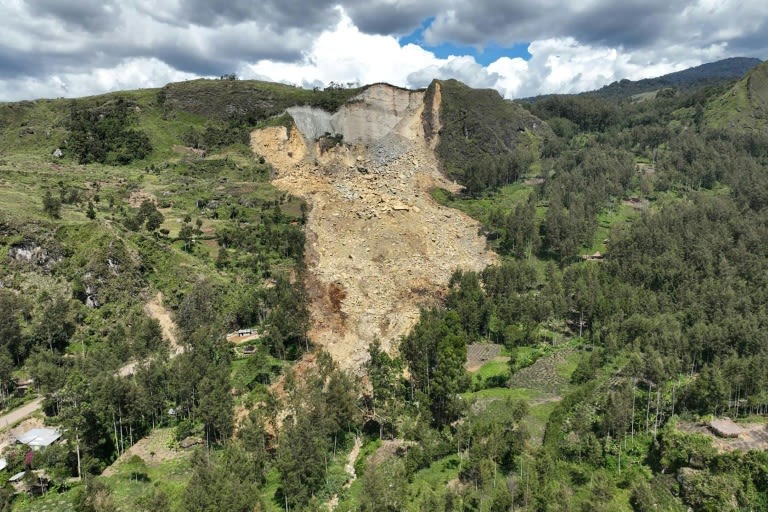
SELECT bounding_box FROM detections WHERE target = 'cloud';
[0,1,765,101]
[24,0,122,33]
[0,58,196,101]
[242,12,439,88]
[420,0,768,56]
[341,1,441,35]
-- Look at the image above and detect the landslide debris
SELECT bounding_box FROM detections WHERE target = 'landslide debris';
[251,83,496,369]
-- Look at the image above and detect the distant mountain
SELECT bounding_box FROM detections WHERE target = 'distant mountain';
[705,59,768,131]
[522,57,762,102]
[585,57,762,100]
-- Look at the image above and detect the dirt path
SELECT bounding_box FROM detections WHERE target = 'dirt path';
[0,397,44,432]
[119,292,183,377]
[252,85,496,369]
[0,294,182,441]
[343,436,362,489]
[144,292,182,356]
[326,435,362,510]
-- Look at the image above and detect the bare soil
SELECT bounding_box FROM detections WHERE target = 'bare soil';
[144,292,182,356]
[677,421,768,453]
[367,439,416,467]
[508,349,574,395]
[465,344,502,372]
[127,190,157,208]
[102,428,188,477]
[119,292,183,377]
[252,86,496,370]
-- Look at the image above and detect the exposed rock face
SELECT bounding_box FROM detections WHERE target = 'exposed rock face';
[252,84,496,370]
[287,84,424,145]
[7,242,59,268]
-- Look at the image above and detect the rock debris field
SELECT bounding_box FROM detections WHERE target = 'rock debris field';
[252,84,496,369]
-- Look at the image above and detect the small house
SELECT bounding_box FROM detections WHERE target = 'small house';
[14,378,33,397]
[8,472,25,484]
[15,428,62,451]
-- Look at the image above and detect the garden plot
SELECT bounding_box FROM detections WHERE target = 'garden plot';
[465,343,503,372]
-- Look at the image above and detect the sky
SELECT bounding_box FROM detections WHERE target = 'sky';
[1,0,766,101]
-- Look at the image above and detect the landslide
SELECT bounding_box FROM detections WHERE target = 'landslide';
[251,83,497,369]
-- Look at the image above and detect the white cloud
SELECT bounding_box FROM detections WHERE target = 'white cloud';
[242,11,438,88]
[0,58,196,101]
[0,2,763,101]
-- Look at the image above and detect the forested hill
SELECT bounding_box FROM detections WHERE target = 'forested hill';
[522,57,761,102]
[424,78,550,196]
[3,69,768,511]
[584,57,762,100]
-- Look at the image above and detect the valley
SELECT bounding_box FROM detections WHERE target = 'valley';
[0,58,767,511]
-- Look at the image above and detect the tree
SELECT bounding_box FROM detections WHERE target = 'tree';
[43,189,61,218]
[0,290,26,364]
[401,309,469,425]
[86,201,96,220]
[447,270,489,338]
[365,340,403,438]
[276,409,329,508]
[145,210,164,232]
[179,224,194,252]
[360,458,408,512]
[182,444,263,512]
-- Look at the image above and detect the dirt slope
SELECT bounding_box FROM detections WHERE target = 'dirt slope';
[252,84,496,370]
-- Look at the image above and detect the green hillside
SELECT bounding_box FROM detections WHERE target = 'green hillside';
[2,75,768,511]
[425,79,551,196]
[705,59,768,131]
[585,57,761,101]
[522,57,761,103]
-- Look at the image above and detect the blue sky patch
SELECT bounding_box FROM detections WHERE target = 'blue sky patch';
[399,18,532,65]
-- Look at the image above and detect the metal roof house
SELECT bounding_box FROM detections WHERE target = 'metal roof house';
[15,428,62,450]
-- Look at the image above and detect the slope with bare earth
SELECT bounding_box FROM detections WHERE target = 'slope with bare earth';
[251,84,497,369]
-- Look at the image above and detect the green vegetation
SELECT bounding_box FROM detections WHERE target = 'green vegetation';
[426,79,549,195]
[2,64,768,511]
[705,60,768,131]
[0,78,319,511]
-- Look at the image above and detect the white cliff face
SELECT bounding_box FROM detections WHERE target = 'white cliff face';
[287,84,424,146]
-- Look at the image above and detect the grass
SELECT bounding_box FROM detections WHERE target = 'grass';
[462,386,543,401]
[583,201,637,255]
[406,454,461,511]
[704,61,768,130]
[12,490,78,512]
[473,359,509,381]
[431,181,534,223]
[102,454,191,510]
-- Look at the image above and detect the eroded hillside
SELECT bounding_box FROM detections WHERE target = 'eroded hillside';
[251,84,496,369]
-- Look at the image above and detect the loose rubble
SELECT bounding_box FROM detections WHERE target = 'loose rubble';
[252,84,496,370]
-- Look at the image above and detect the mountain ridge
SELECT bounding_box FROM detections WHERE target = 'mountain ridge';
[521,56,762,102]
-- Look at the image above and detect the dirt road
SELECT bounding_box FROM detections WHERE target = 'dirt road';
[119,292,184,377]
[0,397,44,432]
[4,291,182,426]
